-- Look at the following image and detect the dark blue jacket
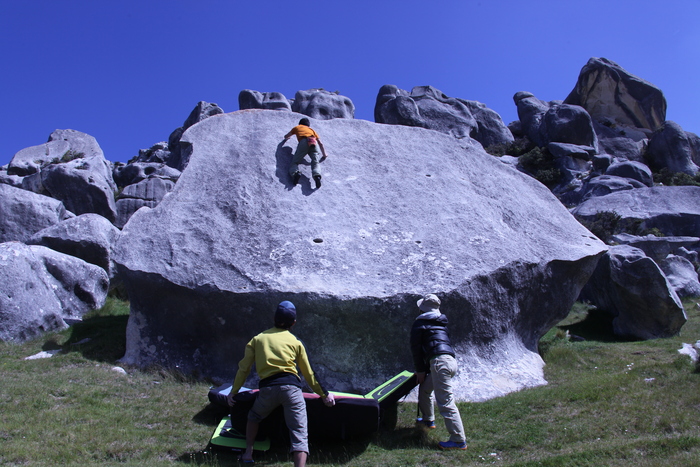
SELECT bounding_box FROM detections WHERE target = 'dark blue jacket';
[410,312,456,373]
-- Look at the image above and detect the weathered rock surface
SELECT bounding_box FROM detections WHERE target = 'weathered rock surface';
[611,233,700,263]
[564,57,667,132]
[39,152,118,223]
[115,177,176,228]
[113,162,181,188]
[646,121,700,175]
[239,89,292,111]
[167,101,225,171]
[0,242,109,342]
[376,85,514,148]
[659,255,700,298]
[113,110,606,401]
[27,213,121,278]
[580,245,686,339]
[561,175,647,205]
[0,184,74,243]
[291,89,355,120]
[604,160,653,187]
[571,186,700,237]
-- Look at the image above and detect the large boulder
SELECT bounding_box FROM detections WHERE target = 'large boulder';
[561,175,647,205]
[291,89,355,120]
[564,57,667,132]
[0,184,74,243]
[7,129,104,177]
[168,101,225,171]
[113,110,606,401]
[571,186,700,237]
[39,152,118,223]
[646,121,700,176]
[115,177,176,228]
[659,255,700,298]
[604,160,653,187]
[239,90,292,111]
[376,85,513,148]
[513,93,597,151]
[580,245,686,339]
[0,242,109,342]
[27,213,121,278]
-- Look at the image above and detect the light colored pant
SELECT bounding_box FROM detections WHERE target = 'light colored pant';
[248,385,308,453]
[289,138,321,178]
[418,354,466,444]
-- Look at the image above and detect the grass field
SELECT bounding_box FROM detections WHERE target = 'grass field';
[1,297,700,466]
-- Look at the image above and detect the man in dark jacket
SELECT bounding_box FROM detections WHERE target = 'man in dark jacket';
[410,293,467,450]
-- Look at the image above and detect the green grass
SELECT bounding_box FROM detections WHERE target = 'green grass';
[2,297,700,465]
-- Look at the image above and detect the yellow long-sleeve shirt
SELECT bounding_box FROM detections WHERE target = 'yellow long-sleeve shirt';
[231,327,327,396]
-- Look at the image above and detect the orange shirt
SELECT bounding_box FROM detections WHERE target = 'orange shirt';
[285,125,319,142]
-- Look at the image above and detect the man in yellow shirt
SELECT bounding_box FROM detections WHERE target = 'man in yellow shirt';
[284,118,328,189]
[227,301,335,466]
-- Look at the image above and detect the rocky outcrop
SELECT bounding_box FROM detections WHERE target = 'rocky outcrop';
[115,177,176,228]
[5,129,118,223]
[646,121,700,176]
[659,255,700,298]
[291,89,355,120]
[580,245,686,339]
[239,89,356,121]
[167,101,225,171]
[27,213,121,278]
[604,161,653,187]
[375,85,514,148]
[0,242,109,342]
[39,152,117,223]
[113,110,606,401]
[239,90,292,111]
[564,57,666,132]
[0,184,74,243]
[571,186,700,237]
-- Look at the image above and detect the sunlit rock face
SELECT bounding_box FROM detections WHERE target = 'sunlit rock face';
[113,110,605,401]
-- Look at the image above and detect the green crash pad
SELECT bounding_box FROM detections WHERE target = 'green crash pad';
[209,415,271,451]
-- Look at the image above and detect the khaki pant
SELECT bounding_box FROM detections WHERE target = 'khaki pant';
[418,354,466,444]
[289,138,321,179]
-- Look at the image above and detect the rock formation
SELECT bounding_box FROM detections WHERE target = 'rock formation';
[0,242,108,342]
[0,184,74,243]
[113,110,606,401]
[375,85,514,148]
[564,57,667,132]
[580,245,686,340]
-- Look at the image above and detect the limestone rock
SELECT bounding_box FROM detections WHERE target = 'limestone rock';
[0,243,109,342]
[376,85,513,148]
[7,140,70,176]
[0,184,74,243]
[659,255,700,298]
[604,160,653,187]
[565,57,667,131]
[27,213,121,278]
[580,245,686,339]
[168,101,224,171]
[561,175,647,205]
[115,177,176,228]
[611,233,700,263]
[113,162,181,188]
[40,153,118,223]
[571,186,700,237]
[291,89,355,120]
[239,90,292,111]
[646,121,699,176]
[113,110,606,401]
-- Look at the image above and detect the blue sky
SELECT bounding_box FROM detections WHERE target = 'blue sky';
[2,0,698,167]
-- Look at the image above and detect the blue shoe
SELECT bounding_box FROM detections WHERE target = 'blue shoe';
[439,440,467,450]
[416,418,436,429]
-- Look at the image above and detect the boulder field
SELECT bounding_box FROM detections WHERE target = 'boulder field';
[113,110,606,401]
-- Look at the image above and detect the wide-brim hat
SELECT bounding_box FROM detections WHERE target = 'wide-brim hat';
[417,294,441,312]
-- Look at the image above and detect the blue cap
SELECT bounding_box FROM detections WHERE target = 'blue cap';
[275,301,297,328]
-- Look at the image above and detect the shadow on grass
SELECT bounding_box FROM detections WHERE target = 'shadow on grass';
[44,314,129,363]
[560,308,639,343]
[179,412,432,465]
